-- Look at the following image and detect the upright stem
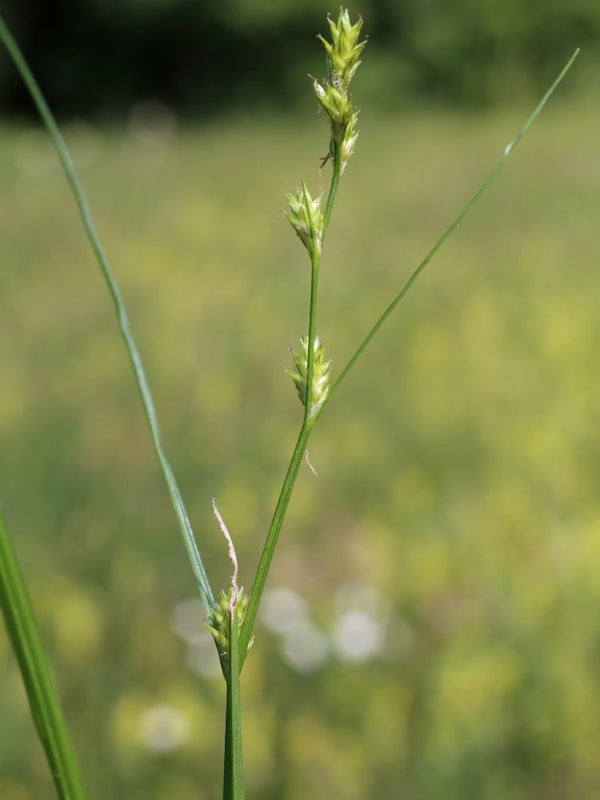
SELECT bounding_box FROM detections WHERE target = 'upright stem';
[241,144,342,658]
[323,140,342,236]
[240,413,313,660]
[223,608,244,800]
[304,250,321,422]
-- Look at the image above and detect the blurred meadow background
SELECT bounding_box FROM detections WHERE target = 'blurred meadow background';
[1,2,600,798]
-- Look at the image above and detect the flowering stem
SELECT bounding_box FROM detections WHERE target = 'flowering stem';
[240,137,342,658]
[239,312,315,661]
[304,229,323,422]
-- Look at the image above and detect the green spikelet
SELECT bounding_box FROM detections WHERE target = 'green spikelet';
[313,9,367,172]
[284,181,323,256]
[286,334,332,420]
[208,586,253,663]
[318,8,366,90]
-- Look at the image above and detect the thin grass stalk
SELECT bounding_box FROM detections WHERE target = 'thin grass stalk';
[0,507,87,800]
[322,140,342,234]
[241,145,342,656]
[240,407,312,660]
[303,199,323,426]
[223,608,244,800]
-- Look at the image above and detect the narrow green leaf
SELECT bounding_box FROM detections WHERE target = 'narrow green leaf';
[0,507,87,800]
[0,15,214,613]
[322,48,580,409]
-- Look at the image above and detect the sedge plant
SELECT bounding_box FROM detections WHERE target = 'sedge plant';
[0,9,579,799]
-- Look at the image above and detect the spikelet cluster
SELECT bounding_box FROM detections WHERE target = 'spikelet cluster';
[313,9,366,172]
[284,181,324,257]
[208,586,253,663]
[286,334,332,420]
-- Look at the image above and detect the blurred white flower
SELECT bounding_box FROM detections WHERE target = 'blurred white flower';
[170,597,206,643]
[260,587,308,634]
[171,597,221,678]
[282,618,330,674]
[186,632,222,679]
[138,704,190,752]
[332,610,385,663]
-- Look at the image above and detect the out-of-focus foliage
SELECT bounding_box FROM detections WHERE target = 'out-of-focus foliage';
[0,0,597,118]
[1,93,599,798]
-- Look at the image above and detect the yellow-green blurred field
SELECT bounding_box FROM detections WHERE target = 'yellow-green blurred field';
[1,94,599,798]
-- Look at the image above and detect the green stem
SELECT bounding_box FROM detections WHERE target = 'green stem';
[322,47,580,410]
[303,209,322,424]
[305,257,320,421]
[323,140,342,236]
[240,422,312,660]
[0,15,214,614]
[0,507,87,800]
[223,606,245,800]
[239,245,321,659]
[223,687,233,800]
[240,141,343,658]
